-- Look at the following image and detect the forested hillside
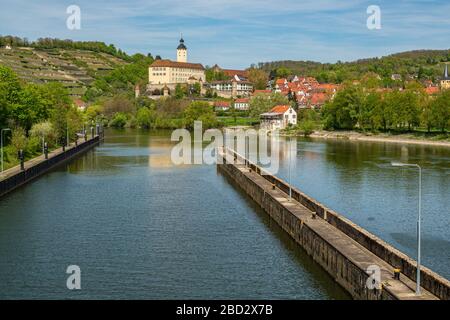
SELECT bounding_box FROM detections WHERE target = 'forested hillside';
[257,49,450,85]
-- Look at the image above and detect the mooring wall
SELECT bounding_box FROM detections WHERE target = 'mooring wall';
[218,149,449,300]
[0,136,100,198]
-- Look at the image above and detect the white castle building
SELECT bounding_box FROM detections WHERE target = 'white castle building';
[147,37,206,95]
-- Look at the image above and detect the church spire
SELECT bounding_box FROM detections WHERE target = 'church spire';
[445,64,449,79]
[176,35,187,62]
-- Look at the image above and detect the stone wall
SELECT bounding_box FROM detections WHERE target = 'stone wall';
[219,149,449,300]
[218,161,397,299]
[0,136,100,198]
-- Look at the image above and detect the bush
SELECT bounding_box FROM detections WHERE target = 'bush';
[136,107,154,129]
[298,120,315,137]
[110,112,127,128]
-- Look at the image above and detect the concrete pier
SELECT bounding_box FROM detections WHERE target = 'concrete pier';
[218,147,449,300]
[0,135,100,198]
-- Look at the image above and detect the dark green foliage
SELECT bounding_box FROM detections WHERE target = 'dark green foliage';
[259,50,450,84]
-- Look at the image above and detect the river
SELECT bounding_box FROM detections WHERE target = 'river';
[0,129,448,299]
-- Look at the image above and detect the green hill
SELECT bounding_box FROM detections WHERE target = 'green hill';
[257,49,450,84]
[0,46,129,98]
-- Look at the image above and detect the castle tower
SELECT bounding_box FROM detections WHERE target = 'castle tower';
[176,37,187,63]
[441,64,450,90]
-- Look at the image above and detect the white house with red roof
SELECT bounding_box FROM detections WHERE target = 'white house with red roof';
[260,105,297,131]
[214,101,231,111]
[234,98,250,111]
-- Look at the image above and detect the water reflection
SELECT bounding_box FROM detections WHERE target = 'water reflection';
[275,136,450,279]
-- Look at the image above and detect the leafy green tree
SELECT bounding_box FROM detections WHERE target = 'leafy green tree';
[136,107,155,129]
[10,127,28,156]
[275,67,291,78]
[249,93,289,118]
[183,101,217,130]
[362,91,382,130]
[430,90,450,132]
[298,119,315,137]
[0,65,21,128]
[248,68,268,90]
[322,85,363,130]
[175,84,187,99]
[205,68,227,82]
[110,112,128,128]
[13,84,52,131]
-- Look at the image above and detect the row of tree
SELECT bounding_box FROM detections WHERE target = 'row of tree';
[90,93,218,131]
[0,66,83,167]
[322,82,450,133]
[83,53,154,101]
[0,36,134,61]
[258,49,450,84]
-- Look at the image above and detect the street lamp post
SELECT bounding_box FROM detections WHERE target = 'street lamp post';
[391,161,422,296]
[288,137,292,201]
[1,128,11,172]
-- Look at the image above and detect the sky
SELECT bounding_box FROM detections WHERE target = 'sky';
[0,0,449,69]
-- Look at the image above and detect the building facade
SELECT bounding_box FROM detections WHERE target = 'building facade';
[147,38,205,94]
[234,98,250,111]
[441,64,450,90]
[208,78,253,98]
[260,105,297,131]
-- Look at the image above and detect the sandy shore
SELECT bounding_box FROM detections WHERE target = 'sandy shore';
[307,131,450,148]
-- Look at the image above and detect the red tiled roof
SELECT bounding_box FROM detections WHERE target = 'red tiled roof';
[425,86,440,95]
[310,93,328,105]
[270,105,291,114]
[150,59,205,70]
[222,69,248,78]
[73,99,86,107]
[253,89,272,94]
[316,83,339,91]
[214,101,230,107]
[234,98,249,103]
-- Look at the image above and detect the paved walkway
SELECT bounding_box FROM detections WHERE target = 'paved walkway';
[0,137,91,182]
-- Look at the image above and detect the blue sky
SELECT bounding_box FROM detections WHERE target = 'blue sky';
[0,0,449,69]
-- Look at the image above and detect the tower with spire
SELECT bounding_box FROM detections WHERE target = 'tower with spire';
[441,63,450,90]
[176,36,187,63]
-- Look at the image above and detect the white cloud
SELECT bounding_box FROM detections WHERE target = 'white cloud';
[0,0,448,68]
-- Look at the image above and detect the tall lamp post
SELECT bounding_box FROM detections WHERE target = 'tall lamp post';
[1,128,11,172]
[391,161,422,296]
[288,137,292,200]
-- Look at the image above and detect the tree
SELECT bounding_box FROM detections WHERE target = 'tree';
[205,68,227,82]
[362,91,382,130]
[175,84,187,99]
[10,127,28,156]
[85,105,103,124]
[0,66,21,128]
[13,84,52,131]
[298,119,315,137]
[248,68,268,90]
[102,95,134,117]
[275,67,291,78]
[110,112,128,128]
[30,121,56,149]
[322,85,363,130]
[183,101,217,130]
[249,93,289,118]
[430,90,450,132]
[136,107,155,129]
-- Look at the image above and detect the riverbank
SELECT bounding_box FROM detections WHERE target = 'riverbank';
[302,130,450,148]
[0,135,100,198]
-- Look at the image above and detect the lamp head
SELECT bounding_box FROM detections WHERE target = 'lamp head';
[391,161,406,167]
